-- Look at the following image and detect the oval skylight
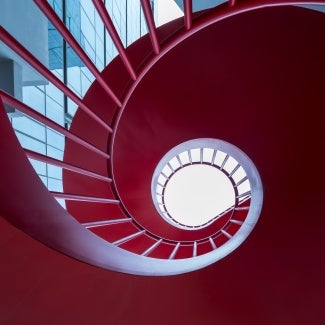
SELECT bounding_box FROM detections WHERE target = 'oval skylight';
[164,164,235,227]
[151,139,261,230]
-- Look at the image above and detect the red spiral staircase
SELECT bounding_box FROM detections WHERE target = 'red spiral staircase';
[1,1,325,324]
[0,0,324,277]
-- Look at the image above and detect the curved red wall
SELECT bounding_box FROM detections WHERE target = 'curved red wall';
[1,6,325,324]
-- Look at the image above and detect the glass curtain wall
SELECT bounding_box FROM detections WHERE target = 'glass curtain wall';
[7,0,150,206]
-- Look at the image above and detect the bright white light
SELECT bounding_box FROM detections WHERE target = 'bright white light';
[151,139,259,231]
[164,165,235,226]
[156,0,183,27]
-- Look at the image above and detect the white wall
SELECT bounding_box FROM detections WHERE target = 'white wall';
[0,0,49,85]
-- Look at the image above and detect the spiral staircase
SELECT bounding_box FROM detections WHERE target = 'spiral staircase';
[0,0,324,276]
